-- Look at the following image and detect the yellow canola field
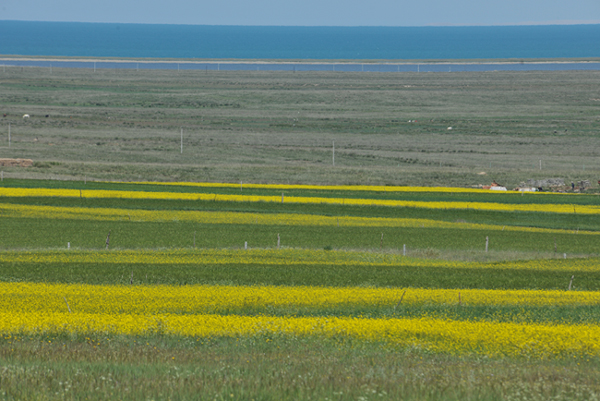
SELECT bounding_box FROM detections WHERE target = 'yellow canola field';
[1,280,598,358]
[3,282,600,315]
[0,203,593,236]
[0,187,595,214]
[130,181,555,195]
[1,311,598,358]
[1,249,599,273]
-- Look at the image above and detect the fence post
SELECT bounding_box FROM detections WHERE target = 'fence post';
[568,275,574,291]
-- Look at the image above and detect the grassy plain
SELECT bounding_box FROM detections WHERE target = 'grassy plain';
[1,65,600,400]
[1,65,600,187]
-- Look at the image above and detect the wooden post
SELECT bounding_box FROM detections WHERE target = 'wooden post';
[244,241,248,250]
[564,253,567,259]
[394,290,407,310]
[67,242,70,249]
[568,275,575,291]
[105,230,111,250]
[332,141,335,166]
[130,271,134,285]
[64,297,72,313]
[277,233,280,249]
[1,171,3,181]
[380,233,383,250]
[403,244,406,256]
[485,236,489,252]
[281,193,284,203]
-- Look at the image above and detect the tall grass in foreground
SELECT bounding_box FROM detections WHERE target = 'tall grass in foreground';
[0,335,599,401]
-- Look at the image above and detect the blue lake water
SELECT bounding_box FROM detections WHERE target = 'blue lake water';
[1,21,600,71]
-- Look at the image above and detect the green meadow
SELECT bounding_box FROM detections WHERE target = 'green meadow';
[0,65,600,400]
[1,65,600,187]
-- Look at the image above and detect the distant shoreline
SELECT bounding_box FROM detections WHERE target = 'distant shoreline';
[2,55,600,65]
[3,55,600,73]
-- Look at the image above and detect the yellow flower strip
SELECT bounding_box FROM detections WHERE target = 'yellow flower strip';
[1,311,598,357]
[0,187,595,214]
[2,282,600,315]
[2,249,600,272]
[1,203,594,236]
[129,181,565,195]
[0,248,444,267]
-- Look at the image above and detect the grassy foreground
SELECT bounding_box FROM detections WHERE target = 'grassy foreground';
[1,334,598,401]
[1,335,599,401]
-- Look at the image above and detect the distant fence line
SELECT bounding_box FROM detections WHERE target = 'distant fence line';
[2,59,600,73]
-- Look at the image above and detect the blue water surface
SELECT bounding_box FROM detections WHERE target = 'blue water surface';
[1,21,600,60]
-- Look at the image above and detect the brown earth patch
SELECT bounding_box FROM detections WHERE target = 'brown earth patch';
[0,158,33,167]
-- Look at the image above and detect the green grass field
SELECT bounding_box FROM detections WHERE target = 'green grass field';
[1,65,600,188]
[1,65,600,400]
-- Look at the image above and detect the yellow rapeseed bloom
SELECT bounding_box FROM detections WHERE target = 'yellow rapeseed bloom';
[0,311,597,358]
[0,203,593,236]
[1,249,598,273]
[1,282,599,315]
[0,188,594,214]
[129,181,566,195]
